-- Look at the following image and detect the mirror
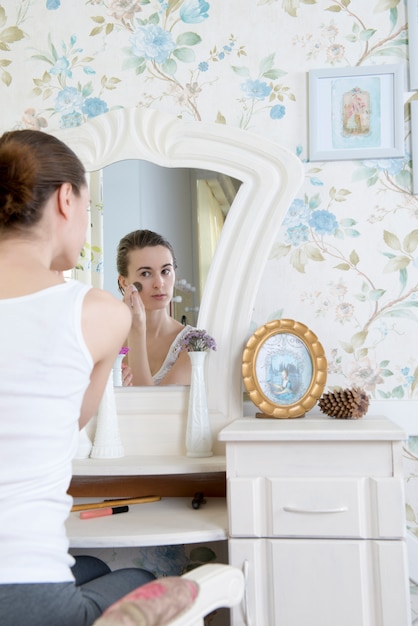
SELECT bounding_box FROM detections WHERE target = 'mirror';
[54,106,304,432]
[101,160,241,328]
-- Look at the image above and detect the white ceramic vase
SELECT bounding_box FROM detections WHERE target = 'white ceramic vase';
[185,351,213,458]
[90,371,125,459]
[112,353,125,386]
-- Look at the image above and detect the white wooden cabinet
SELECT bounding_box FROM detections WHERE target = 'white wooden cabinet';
[219,414,411,626]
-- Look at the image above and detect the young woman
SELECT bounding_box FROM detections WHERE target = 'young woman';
[116,229,193,386]
[0,130,154,626]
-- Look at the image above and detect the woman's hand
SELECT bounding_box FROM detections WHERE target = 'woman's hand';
[123,283,146,328]
[121,362,133,387]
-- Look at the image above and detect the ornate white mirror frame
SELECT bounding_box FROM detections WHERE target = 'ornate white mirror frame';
[55,107,303,452]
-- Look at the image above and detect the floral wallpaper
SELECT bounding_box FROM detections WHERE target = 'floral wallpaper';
[2,0,418,619]
[1,0,416,405]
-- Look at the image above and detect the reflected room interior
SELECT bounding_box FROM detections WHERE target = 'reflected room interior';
[102,160,241,330]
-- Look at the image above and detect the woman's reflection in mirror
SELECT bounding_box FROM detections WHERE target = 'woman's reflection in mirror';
[117,229,194,386]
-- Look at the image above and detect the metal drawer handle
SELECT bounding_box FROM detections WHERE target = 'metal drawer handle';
[283,506,348,514]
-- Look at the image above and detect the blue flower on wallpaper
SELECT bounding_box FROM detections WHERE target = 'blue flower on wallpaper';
[270,104,286,120]
[198,61,209,71]
[129,25,176,64]
[82,97,108,118]
[283,198,311,226]
[55,87,83,115]
[241,79,272,100]
[60,112,83,128]
[180,0,210,23]
[309,209,338,235]
[286,223,310,246]
[50,57,72,78]
[46,0,60,9]
[363,158,404,175]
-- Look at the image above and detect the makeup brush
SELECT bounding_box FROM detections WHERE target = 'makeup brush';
[133,281,142,292]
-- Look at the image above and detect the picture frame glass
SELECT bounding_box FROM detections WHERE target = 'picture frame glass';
[256,332,313,406]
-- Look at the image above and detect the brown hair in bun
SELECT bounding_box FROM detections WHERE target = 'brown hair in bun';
[0,129,86,231]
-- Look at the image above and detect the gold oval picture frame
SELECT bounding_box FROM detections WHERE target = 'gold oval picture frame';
[242,319,328,419]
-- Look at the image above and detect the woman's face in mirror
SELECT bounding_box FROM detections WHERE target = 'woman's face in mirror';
[120,245,176,311]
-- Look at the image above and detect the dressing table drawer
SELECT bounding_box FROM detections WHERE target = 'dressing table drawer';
[228,476,405,539]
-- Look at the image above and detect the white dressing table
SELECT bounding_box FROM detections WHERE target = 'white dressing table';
[69,455,228,549]
[219,413,411,626]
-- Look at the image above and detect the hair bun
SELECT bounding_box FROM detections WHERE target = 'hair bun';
[0,141,37,227]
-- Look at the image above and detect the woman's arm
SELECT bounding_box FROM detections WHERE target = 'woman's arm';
[79,288,132,429]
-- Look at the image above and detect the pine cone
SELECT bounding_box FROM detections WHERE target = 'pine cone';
[318,386,370,419]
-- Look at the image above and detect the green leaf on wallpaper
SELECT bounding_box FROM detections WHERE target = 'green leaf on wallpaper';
[326,6,342,12]
[89,26,104,37]
[395,169,412,190]
[403,229,418,253]
[334,263,350,271]
[259,53,275,73]
[391,385,405,399]
[340,341,354,354]
[340,218,357,227]
[383,256,410,272]
[0,26,24,44]
[374,0,400,11]
[380,368,394,377]
[349,250,359,266]
[176,32,202,46]
[373,47,407,59]
[352,166,375,181]
[91,15,105,24]
[359,29,376,41]
[1,70,11,86]
[406,503,416,524]
[369,289,385,301]
[173,47,195,62]
[308,193,321,209]
[122,55,146,73]
[381,309,418,321]
[351,330,367,348]
[356,348,368,360]
[305,244,324,262]
[231,65,250,77]
[267,310,284,322]
[162,58,177,74]
[263,69,287,79]
[269,243,291,260]
[290,247,308,273]
[105,23,114,35]
[412,367,418,395]
[345,228,360,238]
[0,6,5,27]
[148,12,160,25]
[383,230,401,251]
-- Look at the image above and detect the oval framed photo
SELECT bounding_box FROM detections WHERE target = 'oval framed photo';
[242,319,328,418]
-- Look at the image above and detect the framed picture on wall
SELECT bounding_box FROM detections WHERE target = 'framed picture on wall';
[411,100,418,194]
[408,0,418,90]
[308,64,404,161]
[242,319,327,419]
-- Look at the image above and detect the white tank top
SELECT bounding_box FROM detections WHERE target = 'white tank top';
[0,280,93,583]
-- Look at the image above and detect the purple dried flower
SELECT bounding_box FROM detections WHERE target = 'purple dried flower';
[180,329,217,352]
